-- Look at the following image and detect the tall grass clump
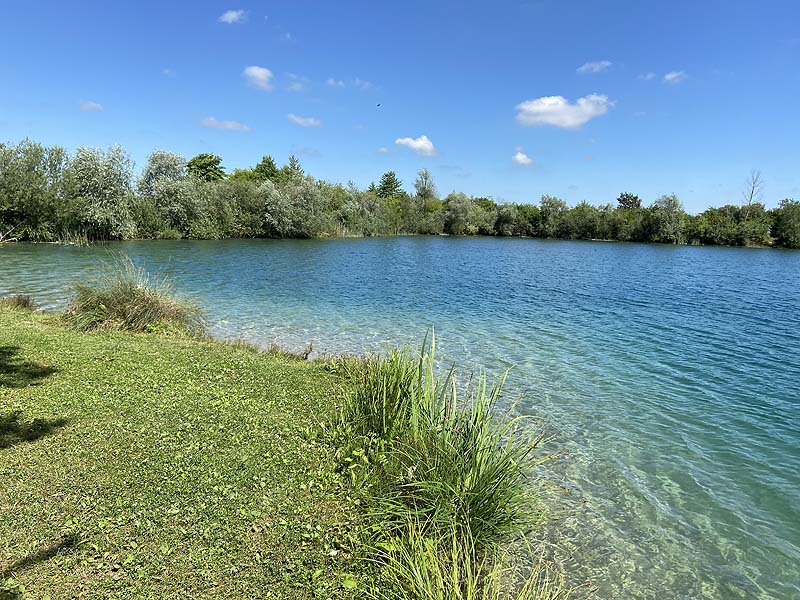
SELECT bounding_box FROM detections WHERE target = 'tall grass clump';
[339,333,563,598]
[0,295,36,310]
[373,522,568,600]
[66,257,202,333]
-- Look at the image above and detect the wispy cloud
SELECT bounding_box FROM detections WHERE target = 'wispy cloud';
[439,164,471,178]
[663,70,687,84]
[638,72,656,81]
[515,94,612,129]
[377,146,390,154]
[201,117,251,131]
[292,146,321,157]
[512,146,534,166]
[323,77,373,90]
[243,65,273,91]
[577,60,612,74]
[218,9,246,24]
[395,134,437,156]
[161,68,175,77]
[79,100,103,111]
[287,113,322,127]
[286,73,310,92]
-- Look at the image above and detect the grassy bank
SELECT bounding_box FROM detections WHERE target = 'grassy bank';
[0,308,367,598]
[1,279,565,598]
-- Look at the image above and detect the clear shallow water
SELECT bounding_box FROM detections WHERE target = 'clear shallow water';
[1,237,799,599]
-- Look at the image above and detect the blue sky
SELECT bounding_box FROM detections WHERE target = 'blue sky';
[1,0,798,212]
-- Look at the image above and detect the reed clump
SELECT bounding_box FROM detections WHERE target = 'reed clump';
[65,257,202,334]
[0,295,36,310]
[339,333,565,599]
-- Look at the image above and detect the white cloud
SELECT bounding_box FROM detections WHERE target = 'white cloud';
[326,78,345,87]
[201,117,251,131]
[512,147,533,166]
[219,9,246,24]
[286,73,310,92]
[354,78,373,90]
[577,60,612,74]
[395,134,437,156]
[638,72,656,81]
[243,65,273,91]
[663,70,687,84]
[79,100,103,111]
[287,113,322,127]
[515,94,612,129]
[377,146,389,154]
[161,68,175,77]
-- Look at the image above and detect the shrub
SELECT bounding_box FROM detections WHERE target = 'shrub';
[66,258,202,333]
[158,229,183,240]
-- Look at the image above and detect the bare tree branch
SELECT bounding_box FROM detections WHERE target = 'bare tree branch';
[741,169,764,220]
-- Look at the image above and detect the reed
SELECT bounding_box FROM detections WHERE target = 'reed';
[66,257,202,333]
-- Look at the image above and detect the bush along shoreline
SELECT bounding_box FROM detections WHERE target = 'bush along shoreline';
[0,268,575,598]
[1,138,798,248]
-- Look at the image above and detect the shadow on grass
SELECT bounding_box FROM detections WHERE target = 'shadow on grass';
[0,411,69,450]
[0,534,79,582]
[0,346,57,388]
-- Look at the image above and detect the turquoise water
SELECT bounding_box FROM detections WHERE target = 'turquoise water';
[1,237,799,599]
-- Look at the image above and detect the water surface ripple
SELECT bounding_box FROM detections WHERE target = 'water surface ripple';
[1,237,798,599]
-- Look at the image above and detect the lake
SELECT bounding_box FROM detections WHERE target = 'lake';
[1,237,798,599]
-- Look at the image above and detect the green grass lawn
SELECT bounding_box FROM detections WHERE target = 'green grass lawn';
[0,308,366,599]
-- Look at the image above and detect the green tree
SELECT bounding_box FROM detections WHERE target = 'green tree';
[187,153,225,181]
[772,199,800,248]
[414,168,437,200]
[227,168,259,183]
[0,139,67,240]
[254,155,278,181]
[275,155,304,187]
[494,204,519,236]
[609,206,646,241]
[514,204,541,236]
[377,171,403,198]
[646,194,685,244]
[443,192,471,235]
[138,150,185,197]
[63,145,136,239]
[561,201,600,239]
[617,192,642,210]
[134,150,187,237]
[472,198,497,235]
[539,195,567,238]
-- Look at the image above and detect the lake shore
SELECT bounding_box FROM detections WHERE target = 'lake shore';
[0,303,562,598]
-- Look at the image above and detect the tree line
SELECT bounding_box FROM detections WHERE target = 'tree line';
[1,139,798,248]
